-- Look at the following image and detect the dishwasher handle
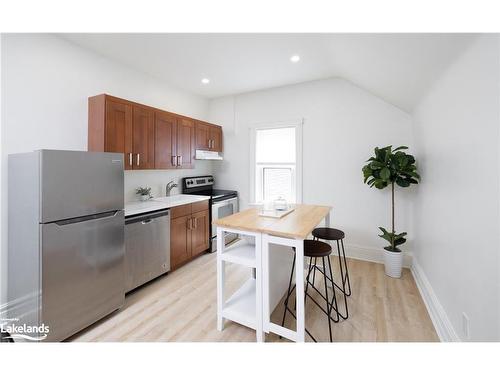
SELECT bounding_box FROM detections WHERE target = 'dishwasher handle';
[125,209,170,225]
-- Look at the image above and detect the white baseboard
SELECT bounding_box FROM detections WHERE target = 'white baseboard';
[410,259,460,342]
[344,243,413,268]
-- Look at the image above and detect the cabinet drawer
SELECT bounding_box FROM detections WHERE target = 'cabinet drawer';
[171,204,192,219]
[191,200,209,214]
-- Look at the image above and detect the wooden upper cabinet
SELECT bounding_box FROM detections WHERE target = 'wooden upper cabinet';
[195,121,210,150]
[132,106,155,169]
[88,94,221,170]
[209,125,223,152]
[154,111,177,169]
[194,121,223,152]
[89,95,134,169]
[176,117,195,169]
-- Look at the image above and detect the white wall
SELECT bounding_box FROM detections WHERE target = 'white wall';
[413,35,500,341]
[0,34,211,304]
[208,78,414,257]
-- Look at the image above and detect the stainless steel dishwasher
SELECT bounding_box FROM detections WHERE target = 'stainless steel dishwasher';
[125,209,170,292]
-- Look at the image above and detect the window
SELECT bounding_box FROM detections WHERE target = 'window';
[252,125,301,204]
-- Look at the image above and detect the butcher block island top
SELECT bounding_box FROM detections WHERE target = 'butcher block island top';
[213,204,331,239]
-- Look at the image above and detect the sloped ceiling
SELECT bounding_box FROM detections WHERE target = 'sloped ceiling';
[61,33,477,112]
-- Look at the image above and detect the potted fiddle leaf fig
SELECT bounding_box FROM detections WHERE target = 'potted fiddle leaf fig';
[362,145,420,278]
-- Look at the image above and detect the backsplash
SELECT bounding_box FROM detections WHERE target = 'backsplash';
[124,161,214,203]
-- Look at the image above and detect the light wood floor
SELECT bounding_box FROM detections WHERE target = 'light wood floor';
[70,251,438,342]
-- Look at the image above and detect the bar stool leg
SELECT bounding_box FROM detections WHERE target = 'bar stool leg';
[322,257,333,342]
[327,255,340,323]
[335,241,349,319]
[304,257,314,309]
[340,239,351,296]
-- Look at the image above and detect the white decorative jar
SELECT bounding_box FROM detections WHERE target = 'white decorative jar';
[383,249,403,278]
[273,196,288,211]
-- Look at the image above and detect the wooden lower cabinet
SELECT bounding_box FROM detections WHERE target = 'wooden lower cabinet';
[170,201,210,269]
[170,215,192,268]
[191,209,210,256]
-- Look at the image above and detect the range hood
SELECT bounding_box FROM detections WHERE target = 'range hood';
[195,150,223,160]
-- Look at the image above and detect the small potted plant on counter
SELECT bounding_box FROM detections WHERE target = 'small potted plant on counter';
[362,145,420,278]
[136,186,153,201]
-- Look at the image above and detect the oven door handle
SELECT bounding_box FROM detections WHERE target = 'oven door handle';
[212,197,238,210]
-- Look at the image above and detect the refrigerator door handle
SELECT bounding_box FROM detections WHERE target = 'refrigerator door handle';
[53,210,120,226]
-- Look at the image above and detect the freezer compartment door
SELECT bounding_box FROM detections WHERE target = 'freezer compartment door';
[41,210,125,342]
[40,150,124,223]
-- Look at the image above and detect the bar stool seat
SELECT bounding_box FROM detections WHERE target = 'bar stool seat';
[312,228,345,241]
[303,239,331,257]
[312,227,351,320]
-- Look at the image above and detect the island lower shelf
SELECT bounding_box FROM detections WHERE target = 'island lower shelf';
[222,278,256,330]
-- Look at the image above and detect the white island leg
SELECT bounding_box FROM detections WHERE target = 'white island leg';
[216,227,225,331]
[294,239,305,342]
[262,234,306,342]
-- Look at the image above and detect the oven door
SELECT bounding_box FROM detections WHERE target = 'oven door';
[211,197,239,247]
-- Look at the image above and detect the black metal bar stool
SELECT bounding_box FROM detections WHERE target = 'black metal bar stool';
[312,227,351,320]
[281,240,340,342]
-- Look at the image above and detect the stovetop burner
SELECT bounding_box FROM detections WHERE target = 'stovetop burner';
[182,176,237,202]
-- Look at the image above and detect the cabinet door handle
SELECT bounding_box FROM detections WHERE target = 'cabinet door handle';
[128,153,133,166]
[171,156,176,166]
[187,217,192,230]
[178,155,182,166]
[136,153,140,166]
[210,139,213,149]
[193,217,198,229]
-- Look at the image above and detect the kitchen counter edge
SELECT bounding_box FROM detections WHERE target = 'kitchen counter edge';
[125,195,210,217]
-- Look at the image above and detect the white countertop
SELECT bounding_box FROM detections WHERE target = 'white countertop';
[125,194,210,217]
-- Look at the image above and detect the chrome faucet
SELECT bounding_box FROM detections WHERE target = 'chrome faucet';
[166,180,178,196]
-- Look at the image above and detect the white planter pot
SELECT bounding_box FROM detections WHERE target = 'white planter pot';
[140,195,150,201]
[383,249,403,278]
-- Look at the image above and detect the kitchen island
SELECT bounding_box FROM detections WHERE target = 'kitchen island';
[213,204,331,342]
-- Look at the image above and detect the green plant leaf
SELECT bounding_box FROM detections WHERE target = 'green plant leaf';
[393,146,408,152]
[396,177,410,187]
[380,167,390,181]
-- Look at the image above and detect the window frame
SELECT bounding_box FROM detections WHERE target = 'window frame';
[249,120,303,204]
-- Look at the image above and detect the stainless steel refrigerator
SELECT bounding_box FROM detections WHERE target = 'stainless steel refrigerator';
[7,150,125,342]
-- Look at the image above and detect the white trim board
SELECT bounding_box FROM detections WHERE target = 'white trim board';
[344,243,413,268]
[411,259,460,342]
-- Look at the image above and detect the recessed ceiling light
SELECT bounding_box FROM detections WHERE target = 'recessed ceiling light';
[290,55,300,63]
[201,78,210,84]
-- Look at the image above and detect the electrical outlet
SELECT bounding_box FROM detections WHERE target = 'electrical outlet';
[462,312,470,340]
